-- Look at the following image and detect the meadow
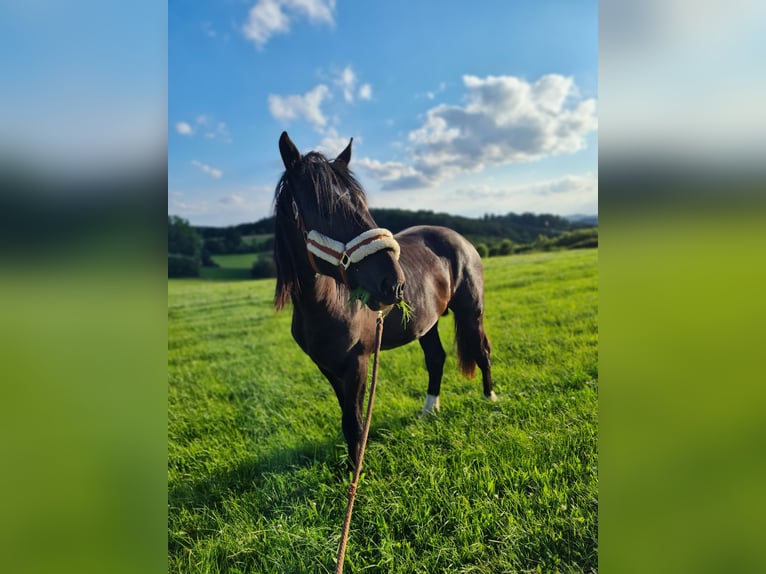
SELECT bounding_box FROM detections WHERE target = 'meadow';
[168,249,598,573]
[199,254,262,281]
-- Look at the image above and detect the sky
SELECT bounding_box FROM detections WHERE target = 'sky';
[0,1,166,174]
[169,0,598,227]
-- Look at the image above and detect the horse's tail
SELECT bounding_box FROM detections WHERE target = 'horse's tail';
[453,311,478,379]
[450,266,491,381]
[454,313,476,379]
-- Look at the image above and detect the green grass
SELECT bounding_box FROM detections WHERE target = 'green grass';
[168,249,598,573]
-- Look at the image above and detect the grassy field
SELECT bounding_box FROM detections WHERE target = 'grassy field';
[168,249,598,573]
[200,253,263,280]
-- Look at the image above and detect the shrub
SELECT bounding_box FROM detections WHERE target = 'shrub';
[569,236,598,249]
[552,228,598,249]
[251,257,277,279]
[498,238,515,255]
[475,243,489,258]
[201,249,219,268]
[532,234,554,251]
[168,254,200,278]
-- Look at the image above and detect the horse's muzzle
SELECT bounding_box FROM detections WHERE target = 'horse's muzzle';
[377,276,405,305]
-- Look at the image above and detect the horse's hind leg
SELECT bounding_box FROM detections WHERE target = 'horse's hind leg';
[419,322,446,415]
[475,318,497,401]
[452,296,497,401]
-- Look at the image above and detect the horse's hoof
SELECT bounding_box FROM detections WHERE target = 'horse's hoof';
[421,393,441,416]
[483,391,499,402]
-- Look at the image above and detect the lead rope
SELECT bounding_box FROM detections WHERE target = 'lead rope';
[335,310,385,574]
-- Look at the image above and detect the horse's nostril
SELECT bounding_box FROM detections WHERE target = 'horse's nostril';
[395,282,405,301]
[379,278,405,302]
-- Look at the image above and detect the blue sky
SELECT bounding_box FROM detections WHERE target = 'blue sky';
[169,0,598,226]
[0,1,166,172]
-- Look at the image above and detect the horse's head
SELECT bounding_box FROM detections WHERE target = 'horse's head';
[274,131,405,311]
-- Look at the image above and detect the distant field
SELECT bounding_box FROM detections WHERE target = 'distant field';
[200,253,263,280]
[168,249,598,573]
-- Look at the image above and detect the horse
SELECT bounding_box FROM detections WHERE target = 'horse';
[272,131,497,468]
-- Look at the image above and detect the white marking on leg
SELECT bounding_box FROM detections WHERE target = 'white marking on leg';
[422,393,440,416]
[483,391,499,402]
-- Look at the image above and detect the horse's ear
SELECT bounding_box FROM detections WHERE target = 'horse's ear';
[279,131,301,171]
[335,137,353,166]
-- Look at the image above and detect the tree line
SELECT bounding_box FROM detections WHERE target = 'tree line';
[168,209,597,278]
[195,208,595,245]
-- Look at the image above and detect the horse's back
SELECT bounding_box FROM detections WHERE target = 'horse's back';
[395,225,475,253]
[395,225,483,285]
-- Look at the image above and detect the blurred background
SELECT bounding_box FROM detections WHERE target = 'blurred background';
[600,1,766,571]
[1,1,764,572]
[0,2,167,573]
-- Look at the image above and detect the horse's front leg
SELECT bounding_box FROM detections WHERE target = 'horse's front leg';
[339,353,369,470]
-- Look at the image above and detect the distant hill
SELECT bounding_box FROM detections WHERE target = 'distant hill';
[564,213,598,226]
[195,208,597,246]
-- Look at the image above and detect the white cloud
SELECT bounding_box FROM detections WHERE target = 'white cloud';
[358,83,373,100]
[169,185,275,226]
[315,127,353,156]
[362,74,597,191]
[268,67,371,133]
[268,84,330,130]
[175,121,193,135]
[459,173,598,216]
[170,199,209,216]
[331,66,373,103]
[366,172,598,218]
[355,157,429,189]
[417,81,447,101]
[336,66,357,102]
[203,121,232,143]
[243,0,336,48]
[175,116,231,142]
[191,160,223,179]
[461,173,597,200]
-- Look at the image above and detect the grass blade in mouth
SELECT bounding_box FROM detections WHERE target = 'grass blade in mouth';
[395,298,414,327]
[348,287,372,308]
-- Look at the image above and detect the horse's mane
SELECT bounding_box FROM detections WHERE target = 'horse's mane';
[275,151,368,217]
[272,151,369,309]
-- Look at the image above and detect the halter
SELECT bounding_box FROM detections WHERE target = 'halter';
[291,199,400,286]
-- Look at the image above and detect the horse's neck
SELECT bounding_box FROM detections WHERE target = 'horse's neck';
[280,227,354,320]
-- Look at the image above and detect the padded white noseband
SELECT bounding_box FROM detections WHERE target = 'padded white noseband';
[307,228,400,269]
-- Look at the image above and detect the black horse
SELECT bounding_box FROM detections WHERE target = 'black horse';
[273,132,496,467]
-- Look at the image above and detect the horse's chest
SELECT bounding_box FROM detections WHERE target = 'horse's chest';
[291,313,360,367]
